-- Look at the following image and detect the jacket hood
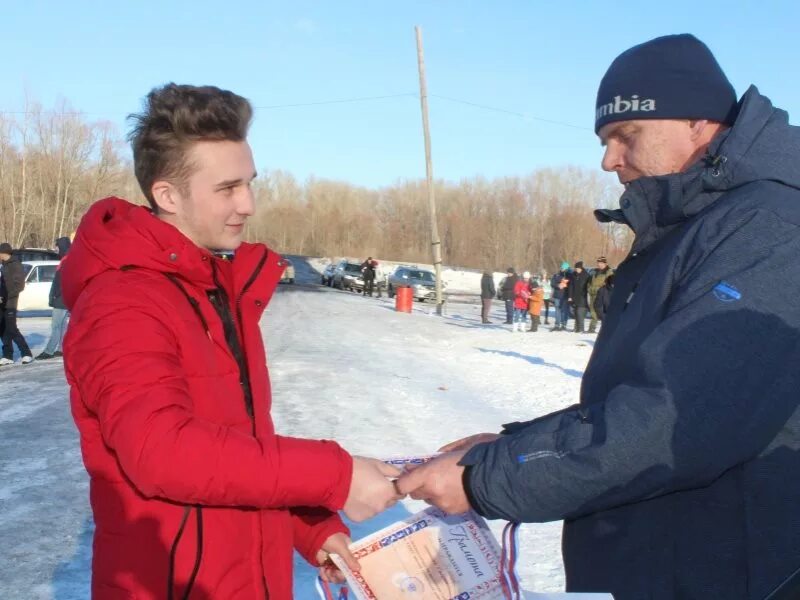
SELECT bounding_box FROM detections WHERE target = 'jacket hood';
[595,86,800,252]
[62,197,282,310]
[706,85,800,192]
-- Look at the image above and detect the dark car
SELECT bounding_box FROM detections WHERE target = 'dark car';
[13,248,59,262]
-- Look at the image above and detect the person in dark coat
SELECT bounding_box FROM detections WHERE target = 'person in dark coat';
[567,261,590,333]
[587,257,613,333]
[360,257,376,296]
[593,274,614,322]
[550,263,571,331]
[37,237,72,360]
[479,271,495,324]
[499,267,517,324]
[0,242,33,365]
[396,34,800,600]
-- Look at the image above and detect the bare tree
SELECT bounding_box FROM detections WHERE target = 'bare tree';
[0,97,630,267]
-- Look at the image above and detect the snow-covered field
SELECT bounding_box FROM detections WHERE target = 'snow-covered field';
[0,257,594,599]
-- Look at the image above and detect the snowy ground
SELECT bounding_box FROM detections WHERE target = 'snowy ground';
[0,257,594,599]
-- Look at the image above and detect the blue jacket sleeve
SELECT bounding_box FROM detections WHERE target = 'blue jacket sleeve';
[461,207,800,522]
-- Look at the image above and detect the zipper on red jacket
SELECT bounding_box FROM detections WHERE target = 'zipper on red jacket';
[208,249,269,431]
[196,252,271,599]
[157,265,270,599]
[231,248,270,600]
[234,248,269,410]
[208,264,256,430]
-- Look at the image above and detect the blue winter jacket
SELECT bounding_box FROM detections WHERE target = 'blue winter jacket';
[461,87,800,600]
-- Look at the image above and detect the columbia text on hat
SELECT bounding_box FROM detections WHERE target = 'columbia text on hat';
[595,34,738,134]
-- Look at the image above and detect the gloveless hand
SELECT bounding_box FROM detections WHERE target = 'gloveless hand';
[343,457,403,522]
[395,450,470,514]
[316,532,358,584]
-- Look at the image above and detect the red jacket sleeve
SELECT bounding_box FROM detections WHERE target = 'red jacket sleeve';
[66,288,353,510]
[291,508,350,565]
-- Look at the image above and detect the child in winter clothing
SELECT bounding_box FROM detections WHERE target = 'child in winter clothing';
[512,271,532,332]
[527,280,545,331]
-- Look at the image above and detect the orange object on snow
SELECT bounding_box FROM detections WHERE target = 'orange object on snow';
[395,286,413,313]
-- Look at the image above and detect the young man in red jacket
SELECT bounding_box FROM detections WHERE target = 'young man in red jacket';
[61,84,401,600]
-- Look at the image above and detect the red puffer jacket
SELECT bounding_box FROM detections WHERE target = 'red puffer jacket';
[513,279,531,310]
[62,198,353,599]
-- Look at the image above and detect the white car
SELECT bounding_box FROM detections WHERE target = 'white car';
[17,261,59,311]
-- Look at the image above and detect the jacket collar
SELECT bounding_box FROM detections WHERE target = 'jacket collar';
[594,162,722,254]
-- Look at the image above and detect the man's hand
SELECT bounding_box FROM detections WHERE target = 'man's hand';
[395,451,470,514]
[316,532,358,584]
[343,457,403,522]
[438,432,501,453]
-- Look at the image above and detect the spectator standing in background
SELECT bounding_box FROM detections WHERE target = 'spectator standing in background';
[37,237,72,360]
[511,271,532,332]
[480,270,495,324]
[568,261,591,333]
[540,270,551,324]
[500,267,518,324]
[373,260,386,298]
[0,242,33,366]
[587,257,613,334]
[527,279,544,332]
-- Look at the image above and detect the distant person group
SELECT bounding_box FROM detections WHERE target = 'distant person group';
[0,238,71,367]
[481,257,614,333]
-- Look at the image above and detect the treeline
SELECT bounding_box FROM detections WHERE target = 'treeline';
[0,101,140,249]
[1,101,632,271]
[249,168,631,272]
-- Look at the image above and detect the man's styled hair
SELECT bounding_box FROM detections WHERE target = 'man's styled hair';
[128,83,253,210]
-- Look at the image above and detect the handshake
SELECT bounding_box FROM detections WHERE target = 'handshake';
[341,432,502,522]
[319,433,501,584]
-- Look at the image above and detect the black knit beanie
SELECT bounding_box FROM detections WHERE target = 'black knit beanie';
[595,34,738,133]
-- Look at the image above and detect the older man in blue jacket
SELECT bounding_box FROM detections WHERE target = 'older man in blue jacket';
[398,34,800,600]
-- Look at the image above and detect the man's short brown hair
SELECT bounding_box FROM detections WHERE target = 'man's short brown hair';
[128,83,253,210]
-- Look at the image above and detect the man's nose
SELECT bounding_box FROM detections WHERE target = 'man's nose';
[601,142,623,173]
[238,186,255,216]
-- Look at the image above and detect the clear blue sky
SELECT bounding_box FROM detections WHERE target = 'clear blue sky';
[3,0,798,187]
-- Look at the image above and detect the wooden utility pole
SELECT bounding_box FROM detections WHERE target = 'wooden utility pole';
[415,26,444,314]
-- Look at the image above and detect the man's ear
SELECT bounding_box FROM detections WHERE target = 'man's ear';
[688,119,711,141]
[151,180,180,215]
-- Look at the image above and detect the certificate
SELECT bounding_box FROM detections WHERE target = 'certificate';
[332,507,508,599]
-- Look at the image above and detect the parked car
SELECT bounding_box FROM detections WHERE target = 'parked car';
[331,260,365,291]
[321,263,337,286]
[279,258,295,284]
[13,248,59,262]
[387,266,442,302]
[17,261,59,311]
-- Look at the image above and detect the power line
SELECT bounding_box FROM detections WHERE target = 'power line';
[429,94,592,131]
[0,92,592,131]
[254,93,417,109]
